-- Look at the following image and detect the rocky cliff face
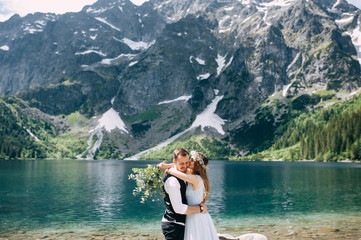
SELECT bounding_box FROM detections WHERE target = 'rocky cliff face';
[0,0,166,96]
[0,0,361,159]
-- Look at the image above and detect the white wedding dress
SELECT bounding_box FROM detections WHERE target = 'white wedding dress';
[184,175,219,240]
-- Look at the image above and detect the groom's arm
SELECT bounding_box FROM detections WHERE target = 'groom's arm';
[184,203,207,215]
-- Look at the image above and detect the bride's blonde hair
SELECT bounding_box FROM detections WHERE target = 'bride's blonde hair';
[191,152,210,203]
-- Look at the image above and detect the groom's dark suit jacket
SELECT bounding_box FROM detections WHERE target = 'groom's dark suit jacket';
[162,174,188,224]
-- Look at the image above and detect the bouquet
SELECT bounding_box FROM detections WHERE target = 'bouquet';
[128,164,164,203]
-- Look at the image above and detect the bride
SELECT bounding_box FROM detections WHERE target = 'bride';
[158,151,219,240]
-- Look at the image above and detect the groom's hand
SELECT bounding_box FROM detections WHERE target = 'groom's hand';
[200,203,208,213]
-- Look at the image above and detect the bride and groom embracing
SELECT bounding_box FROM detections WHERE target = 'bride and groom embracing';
[157,148,219,240]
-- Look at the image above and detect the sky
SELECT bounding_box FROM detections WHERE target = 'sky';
[348,0,361,10]
[0,0,360,22]
[0,0,149,22]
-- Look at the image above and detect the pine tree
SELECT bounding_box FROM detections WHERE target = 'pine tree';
[351,139,361,160]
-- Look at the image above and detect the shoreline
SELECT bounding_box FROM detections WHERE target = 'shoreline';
[1,214,361,240]
[1,158,361,163]
[1,223,361,240]
[234,159,361,163]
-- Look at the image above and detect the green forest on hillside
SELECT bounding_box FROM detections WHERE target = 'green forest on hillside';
[239,94,361,161]
[0,98,88,160]
[0,100,47,159]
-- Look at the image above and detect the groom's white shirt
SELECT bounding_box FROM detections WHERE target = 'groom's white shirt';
[163,176,188,215]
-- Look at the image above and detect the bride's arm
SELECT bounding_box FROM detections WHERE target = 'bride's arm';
[168,167,199,189]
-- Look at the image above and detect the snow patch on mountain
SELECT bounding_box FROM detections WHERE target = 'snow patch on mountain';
[346,19,361,65]
[84,105,127,159]
[93,108,128,133]
[335,15,354,24]
[0,45,9,51]
[260,0,295,7]
[256,0,296,26]
[120,37,155,50]
[256,6,271,26]
[332,0,341,9]
[190,56,206,65]
[283,83,292,97]
[23,26,43,34]
[196,58,206,65]
[85,128,104,160]
[225,56,233,70]
[219,27,232,33]
[219,15,233,32]
[129,61,138,66]
[197,73,210,80]
[86,7,109,14]
[35,20,46,26]
[95,17,121,31]
[190,95,226,135]
[101,53,136,65]
[239,0,251,4]
[75,49,106,57]
[287,52,301,72]
[335,12,356,25]
[25,128,39,141]
[216,54,226,76]
[158,95,191,105]
[242,15,253,23]
[216,54,233,76]
[21,18,52,35]
[131,0,150,6]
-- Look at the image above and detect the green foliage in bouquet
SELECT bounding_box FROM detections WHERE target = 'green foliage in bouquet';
[128,165,164,203]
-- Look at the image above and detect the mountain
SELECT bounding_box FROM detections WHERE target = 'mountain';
[0,0,361,160]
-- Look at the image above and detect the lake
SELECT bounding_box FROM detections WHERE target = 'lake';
[1,160,361,239]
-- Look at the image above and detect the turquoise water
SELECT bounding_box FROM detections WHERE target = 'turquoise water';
[1,160,361,235]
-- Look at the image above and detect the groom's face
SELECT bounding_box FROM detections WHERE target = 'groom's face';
[174,155,190,173]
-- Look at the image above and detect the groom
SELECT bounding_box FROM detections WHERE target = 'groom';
[160,148,207,240]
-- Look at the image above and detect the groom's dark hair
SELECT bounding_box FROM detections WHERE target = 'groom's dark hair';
[173,148,189,161]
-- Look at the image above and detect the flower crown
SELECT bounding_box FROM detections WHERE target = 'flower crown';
[190,151,208,170]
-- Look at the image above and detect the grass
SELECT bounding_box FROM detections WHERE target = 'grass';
[122,105,164,123]
[68,111,90,127]
[48,130,89,159]
[231,143,301,161]
[140,133,235,160]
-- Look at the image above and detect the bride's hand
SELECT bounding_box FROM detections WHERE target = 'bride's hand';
[157,161,167,171]
[157,161,174,171]
[200,203,208,213]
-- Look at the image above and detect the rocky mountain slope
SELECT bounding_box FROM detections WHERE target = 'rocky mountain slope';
[0,0,361,160]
